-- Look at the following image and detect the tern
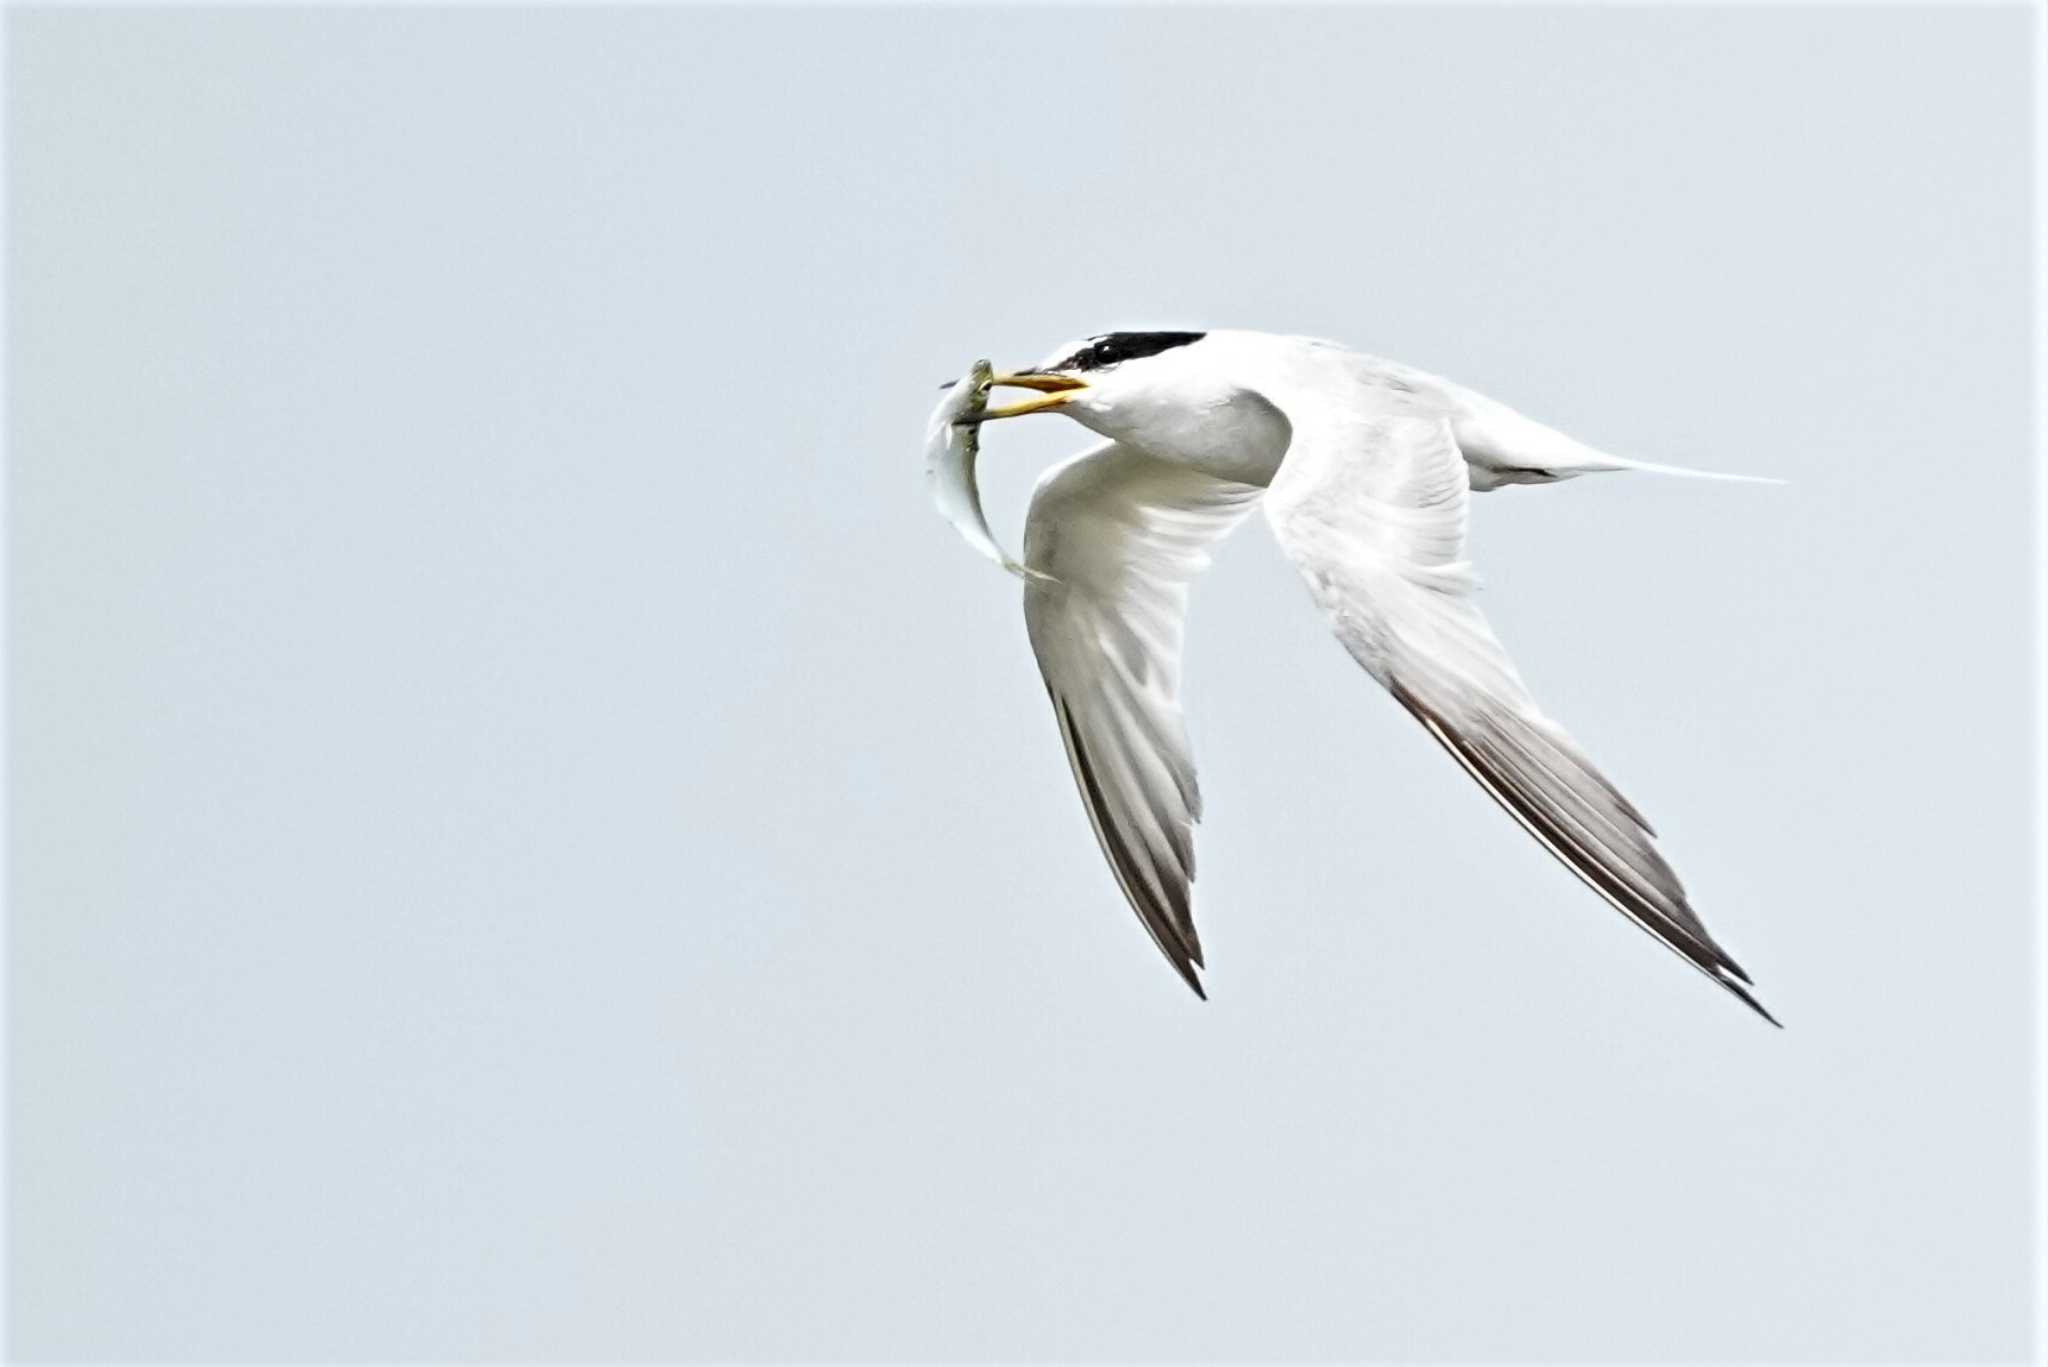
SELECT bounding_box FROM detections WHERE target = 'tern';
[948,329,1778,1024]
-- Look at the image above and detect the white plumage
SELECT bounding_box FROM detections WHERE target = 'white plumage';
[929,329,1778,1022]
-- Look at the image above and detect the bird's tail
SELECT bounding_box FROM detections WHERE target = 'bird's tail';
[1593,454,1788,485]
[1453,405,1787,488]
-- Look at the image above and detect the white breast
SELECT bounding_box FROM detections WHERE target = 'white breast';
[1073,383,1295,487]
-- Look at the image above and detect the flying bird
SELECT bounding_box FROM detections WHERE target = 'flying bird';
[937,329,1778,1023]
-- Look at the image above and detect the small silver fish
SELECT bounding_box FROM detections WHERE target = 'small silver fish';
[924,358,1043,580]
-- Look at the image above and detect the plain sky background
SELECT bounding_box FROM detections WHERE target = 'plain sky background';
[6,5,2040,1363]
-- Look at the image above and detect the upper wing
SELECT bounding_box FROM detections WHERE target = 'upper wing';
[1022,442,1263,997]
[1261,412,1777,1023]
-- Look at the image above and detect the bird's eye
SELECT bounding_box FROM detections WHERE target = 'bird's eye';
[1091,340,1119,366]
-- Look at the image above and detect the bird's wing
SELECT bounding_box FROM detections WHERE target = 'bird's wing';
[1022,441,1263,998]
[1261,412,1776,1023]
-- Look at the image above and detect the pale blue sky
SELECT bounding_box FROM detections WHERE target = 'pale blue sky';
[8,6,2039,1362]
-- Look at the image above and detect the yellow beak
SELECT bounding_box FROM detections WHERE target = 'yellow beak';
[979,371,1088,421]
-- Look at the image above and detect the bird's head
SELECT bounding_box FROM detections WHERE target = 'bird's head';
[974,330,1291,479]
[977,330,1213,431]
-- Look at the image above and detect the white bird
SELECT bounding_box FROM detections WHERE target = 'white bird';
[948,329,1778,1024]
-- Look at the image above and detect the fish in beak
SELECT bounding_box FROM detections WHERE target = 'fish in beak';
[974,371,1089,422]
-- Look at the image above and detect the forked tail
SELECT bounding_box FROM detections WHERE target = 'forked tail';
[1596,454,1788,485]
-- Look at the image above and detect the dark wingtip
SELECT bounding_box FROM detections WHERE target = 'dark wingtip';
[1384,679,1781,1031]
[1722,976,1783,1028]
[1716,952,1757,987]
[1056,695,1208,1002]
